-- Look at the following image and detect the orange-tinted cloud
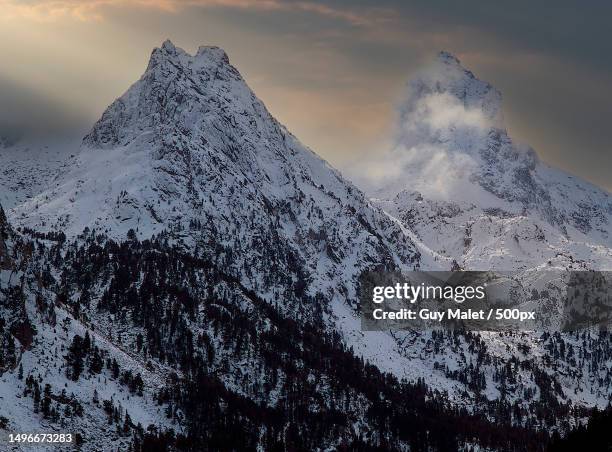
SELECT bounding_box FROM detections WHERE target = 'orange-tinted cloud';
[0,0,390,25]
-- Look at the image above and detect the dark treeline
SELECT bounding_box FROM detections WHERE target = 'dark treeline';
[548,406,612,451]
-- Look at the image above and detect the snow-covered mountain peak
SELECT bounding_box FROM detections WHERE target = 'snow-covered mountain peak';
[147,39,230,72]
[196,44,230,62]
[152,39,231,77]
[85,41,243,149]
[10,40,419,305]
[388,52,539,206]
[402,51,503,126]
[436,50,461,65]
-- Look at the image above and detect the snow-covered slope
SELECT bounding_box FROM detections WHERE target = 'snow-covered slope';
[0,137,79,210]
[372,51,612,271]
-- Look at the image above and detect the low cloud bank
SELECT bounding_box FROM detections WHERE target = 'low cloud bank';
[349,57,498,200]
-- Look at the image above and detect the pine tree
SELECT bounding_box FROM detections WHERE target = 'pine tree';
[112,359,120,380]
[66,335,84,381]
[33,384,40,413]
[83,331,91,352]
[123,412,132,435]
[89,347,103,374]
[41,384,52,418]
[5,333,15,368]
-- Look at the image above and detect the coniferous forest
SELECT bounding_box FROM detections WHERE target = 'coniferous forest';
[2,225,610,450]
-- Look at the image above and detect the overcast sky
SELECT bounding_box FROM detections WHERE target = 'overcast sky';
[0,0,610,190]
